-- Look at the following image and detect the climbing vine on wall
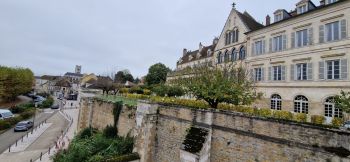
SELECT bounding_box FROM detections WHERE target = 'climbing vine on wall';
[113,101,123,128]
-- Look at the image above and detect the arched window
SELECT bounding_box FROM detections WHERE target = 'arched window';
[232,31,236,43]
[294,95,308,114]
[271,94,282,110]
[224,50,230,62]
[239,46,246,60]
[325,97,342,118]
[217,52,222,64]
[231,49,237,62]
[235,29,239,42]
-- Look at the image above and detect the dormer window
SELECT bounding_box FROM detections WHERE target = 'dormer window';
[297,4,308,14]
[274,12,283,22]
[326,0,338,5]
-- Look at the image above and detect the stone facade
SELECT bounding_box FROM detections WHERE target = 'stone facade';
[168,0,350,122]
[78,98,350,162]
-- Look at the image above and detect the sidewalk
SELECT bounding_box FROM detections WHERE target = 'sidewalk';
[36,108,79,162]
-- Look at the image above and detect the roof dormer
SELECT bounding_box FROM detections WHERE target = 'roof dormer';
[273,9,290,23]
[296,0,316,15]
[325,0,338,5]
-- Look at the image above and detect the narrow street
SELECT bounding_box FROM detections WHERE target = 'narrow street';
[0,110,57,153]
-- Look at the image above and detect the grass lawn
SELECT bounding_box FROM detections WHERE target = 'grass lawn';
[96,95,137,107]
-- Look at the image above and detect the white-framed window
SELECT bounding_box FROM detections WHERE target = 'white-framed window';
[273,36,283,52]
[326,60,340,80]
[296,29,308,47]
[254,68,262,82]
[296,63,308,80]
[297,4,308,14]
[325,97,342,118]
[294,95,309,114]
[217,52,222,64]
[271,94,282,110]
[326,21,341,42]
[239,46,246,60]
[254,40,264,55]
[326,0,338,5]
[273,65,282,81]
[274,13,283,22]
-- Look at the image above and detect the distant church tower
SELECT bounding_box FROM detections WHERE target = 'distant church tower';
[75,65,82,74]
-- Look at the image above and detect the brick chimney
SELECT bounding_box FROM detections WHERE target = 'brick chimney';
[266,15,271,26]
[183,48,187,56]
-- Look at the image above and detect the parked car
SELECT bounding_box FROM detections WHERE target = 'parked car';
[14,121,34,132]
[0,109,14,120]
[34,96,46,103]
[51,104,59,109]
[343,121,350,130]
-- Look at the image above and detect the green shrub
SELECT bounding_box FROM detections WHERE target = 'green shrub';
[311,115,325,125]
[273,111,293,121]
[10,103,35,113]
[120,88,129,94]
[143,89,151,95]
[332,118,344,128]
[105,153,140,162]
[5,116,23,125]
[40,96,54,108]
[294,113,307,123]
[78,127,95,139]
[151,84,168,97]
[254,108,273,118]
[20,109,35,119]
[103,125,118,138]
[0,120,11,130]
[129,86,143,94]
[167,86,184,97]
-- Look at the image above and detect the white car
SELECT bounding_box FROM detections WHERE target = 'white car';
[0,109,14,120]
[343,121,350,130]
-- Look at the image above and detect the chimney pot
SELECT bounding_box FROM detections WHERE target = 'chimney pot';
[266,15,271,26]
[183,48,187,56]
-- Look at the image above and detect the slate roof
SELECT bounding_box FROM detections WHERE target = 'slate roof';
[64,72,83,77]
[177,44,216,65]
[236,11,264,31]
[246,0,345,34]
[55,78,71,87]
[41,75,61,81]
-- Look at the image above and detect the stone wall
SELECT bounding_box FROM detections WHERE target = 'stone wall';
[78,98,136,137]
[78,98,350,162]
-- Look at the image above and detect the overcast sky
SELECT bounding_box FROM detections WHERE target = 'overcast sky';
[0,0,319,77]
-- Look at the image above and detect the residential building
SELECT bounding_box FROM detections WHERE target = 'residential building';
[169,0,350,122]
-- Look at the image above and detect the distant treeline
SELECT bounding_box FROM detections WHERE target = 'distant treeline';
[0,66,34,102]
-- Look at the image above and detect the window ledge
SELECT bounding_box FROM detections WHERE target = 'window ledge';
[321,53,345,58]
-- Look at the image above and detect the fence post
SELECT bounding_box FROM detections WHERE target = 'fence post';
[8,145,11,152]
[48,147,51,154]
[16,140,17,147]
[40,152,42,161]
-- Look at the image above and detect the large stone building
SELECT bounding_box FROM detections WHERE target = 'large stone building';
[169,0,349,123]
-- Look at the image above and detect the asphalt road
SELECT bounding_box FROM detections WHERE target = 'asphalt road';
[0,110,57,153]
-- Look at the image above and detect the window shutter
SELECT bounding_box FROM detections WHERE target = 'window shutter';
[282,35,287,50]
[341,59,348,80]
[319,25,325,43]
[261,68,265,81]
[290,64,295,81]
[319,61,325,80]
[250,69,255,81]
[269,38,273,53]
[341,19,347,39]
[291,32,295,48]
[307,63,313,80]
[268,67,272,81]
[281,66,286,81]
[251,43,255,56]
[262,40,266,54]
[308,27,313,45]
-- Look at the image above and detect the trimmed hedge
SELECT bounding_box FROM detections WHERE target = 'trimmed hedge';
[311,115,325,125]
[272,111,293,121]
[332,118,344,128]
[294,113,307,123]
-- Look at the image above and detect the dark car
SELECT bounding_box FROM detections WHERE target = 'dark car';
[51,104,59,109]
[14,121,34,132]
